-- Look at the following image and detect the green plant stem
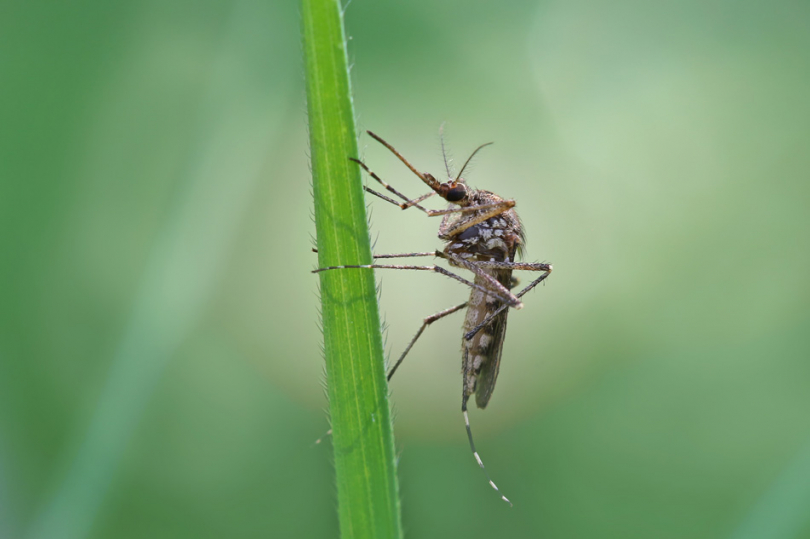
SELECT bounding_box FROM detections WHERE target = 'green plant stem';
[302,0,403,538]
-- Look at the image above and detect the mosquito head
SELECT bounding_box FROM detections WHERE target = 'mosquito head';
[434,141,493,205]
[438,180,469,205]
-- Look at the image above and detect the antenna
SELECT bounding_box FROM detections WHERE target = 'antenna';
[439,122,454,179]
[455,142,494,182]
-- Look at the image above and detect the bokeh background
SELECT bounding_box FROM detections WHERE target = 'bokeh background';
[2,0,809,538]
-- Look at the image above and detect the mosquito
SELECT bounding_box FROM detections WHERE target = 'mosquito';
[313,129,552,505]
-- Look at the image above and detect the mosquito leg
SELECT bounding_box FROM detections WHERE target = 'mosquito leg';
[314,264,435,273]
[311,248,437,259]
[386,302,467,380]
[464,268,552,341]
[366,131,443,192]
[425,199,514,219]
[312,252,539,311]
[468,261,552,272]
[361,179,515,222]
[351,157,435,212]
[312,263,516,306]
[462,398,512,506]
[315,248,552,269]
[435,252,523,309]
[372,251,438,259]
[352,151,518,224]
[363,186,412,208]
[401,191,436,209]
[363,186,436,211]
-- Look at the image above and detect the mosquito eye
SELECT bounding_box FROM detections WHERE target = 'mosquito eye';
[445,185,467,202]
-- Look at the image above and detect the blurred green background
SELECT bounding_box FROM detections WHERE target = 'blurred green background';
[2,0,809,538]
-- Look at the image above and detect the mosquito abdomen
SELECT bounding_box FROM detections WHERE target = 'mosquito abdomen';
[462,269,511,409]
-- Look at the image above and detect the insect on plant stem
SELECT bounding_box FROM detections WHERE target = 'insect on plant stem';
[313,128,553,505]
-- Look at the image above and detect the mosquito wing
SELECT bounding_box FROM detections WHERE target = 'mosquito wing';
[462,269,512,409]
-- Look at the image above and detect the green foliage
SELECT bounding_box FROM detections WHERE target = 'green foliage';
[3,1,810,538]
[302,0,403,537]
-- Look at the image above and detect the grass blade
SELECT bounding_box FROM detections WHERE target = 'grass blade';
[302,0,403,537]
